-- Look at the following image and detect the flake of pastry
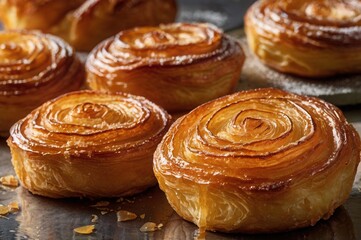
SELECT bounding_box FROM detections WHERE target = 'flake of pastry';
[0,175,19,187]
[117,210,137,222]
[74,225,95,234]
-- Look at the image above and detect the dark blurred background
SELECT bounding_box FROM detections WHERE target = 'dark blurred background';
[0,1,256,32]
[176,0,255,31]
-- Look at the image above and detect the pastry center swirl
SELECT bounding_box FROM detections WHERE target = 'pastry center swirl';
[73,102,107,117]
[107,23,222,60]
[125,28,209,49]
[195,99,314,156]
[276,0,361,23]
[49,98,147,133]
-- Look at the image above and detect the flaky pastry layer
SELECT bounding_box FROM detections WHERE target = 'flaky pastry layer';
[86,23,245,112]
[245,0,361,77]
[153,88,361,233]
[0,30,84,136]
[8,90,171,198]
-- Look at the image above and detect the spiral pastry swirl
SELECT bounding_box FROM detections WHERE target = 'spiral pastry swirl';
[0,30,84,136]
[154,88,361,233]
[245,0,361,77]
[7,90,171,198]
[86,23,245,112]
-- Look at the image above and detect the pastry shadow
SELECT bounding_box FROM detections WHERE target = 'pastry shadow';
[160,205,355,240]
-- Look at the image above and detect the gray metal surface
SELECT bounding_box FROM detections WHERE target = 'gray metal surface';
[176,0,255,31]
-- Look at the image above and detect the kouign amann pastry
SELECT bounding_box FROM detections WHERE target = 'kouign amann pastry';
[153,88,361,233]
[0,0,177,51]
[7,90,171,198]
[86,23,245,112]
[0,30,84,136]
[245,0,361,77]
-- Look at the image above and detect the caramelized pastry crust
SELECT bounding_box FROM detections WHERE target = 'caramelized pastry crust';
[7,90,171,198]
[245,0,361,77]
[153,88,361,233]
[0,30,84,136]
[86,23,245,112]
[0,0,177,51]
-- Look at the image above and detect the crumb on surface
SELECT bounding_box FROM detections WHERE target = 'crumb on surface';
[117,210,137,222]
[139,222,158,232]
[91,214,98,223]
[0,175,19,187]
[90,201,110,207]
[74,225,95,234]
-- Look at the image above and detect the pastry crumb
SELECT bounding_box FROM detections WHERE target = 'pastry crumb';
[74,225,95,234]
[96,207,111,211]
[91,214,98,223]
[139,222,158,232]
[90,201,110,207]
[125,199,135,204]
[8,202,20,212]
[0,205,9,215]
[0,175,19,187]
[140,213,145,219]
[117,210,137,222]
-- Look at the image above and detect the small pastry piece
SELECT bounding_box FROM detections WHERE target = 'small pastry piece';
[0,30,84,136]
[7,90,171,198]
[86,23,245,113]
[0,0,177,51]
[245,0,361,77]
[154,88,361,233]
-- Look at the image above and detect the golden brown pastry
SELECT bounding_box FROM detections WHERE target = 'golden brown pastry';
[86,23,245,113]
[7,90,171,198]
[0,30,84,136]
[245,0,361,77]
[153,88,361,233]
[0,0,177,51]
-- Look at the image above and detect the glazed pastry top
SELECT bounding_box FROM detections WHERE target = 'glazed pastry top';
[0,30,82,96]
[247,0,361,48]
[9,91,171,157]
[86,23,240,70]
[155,88,361,192]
